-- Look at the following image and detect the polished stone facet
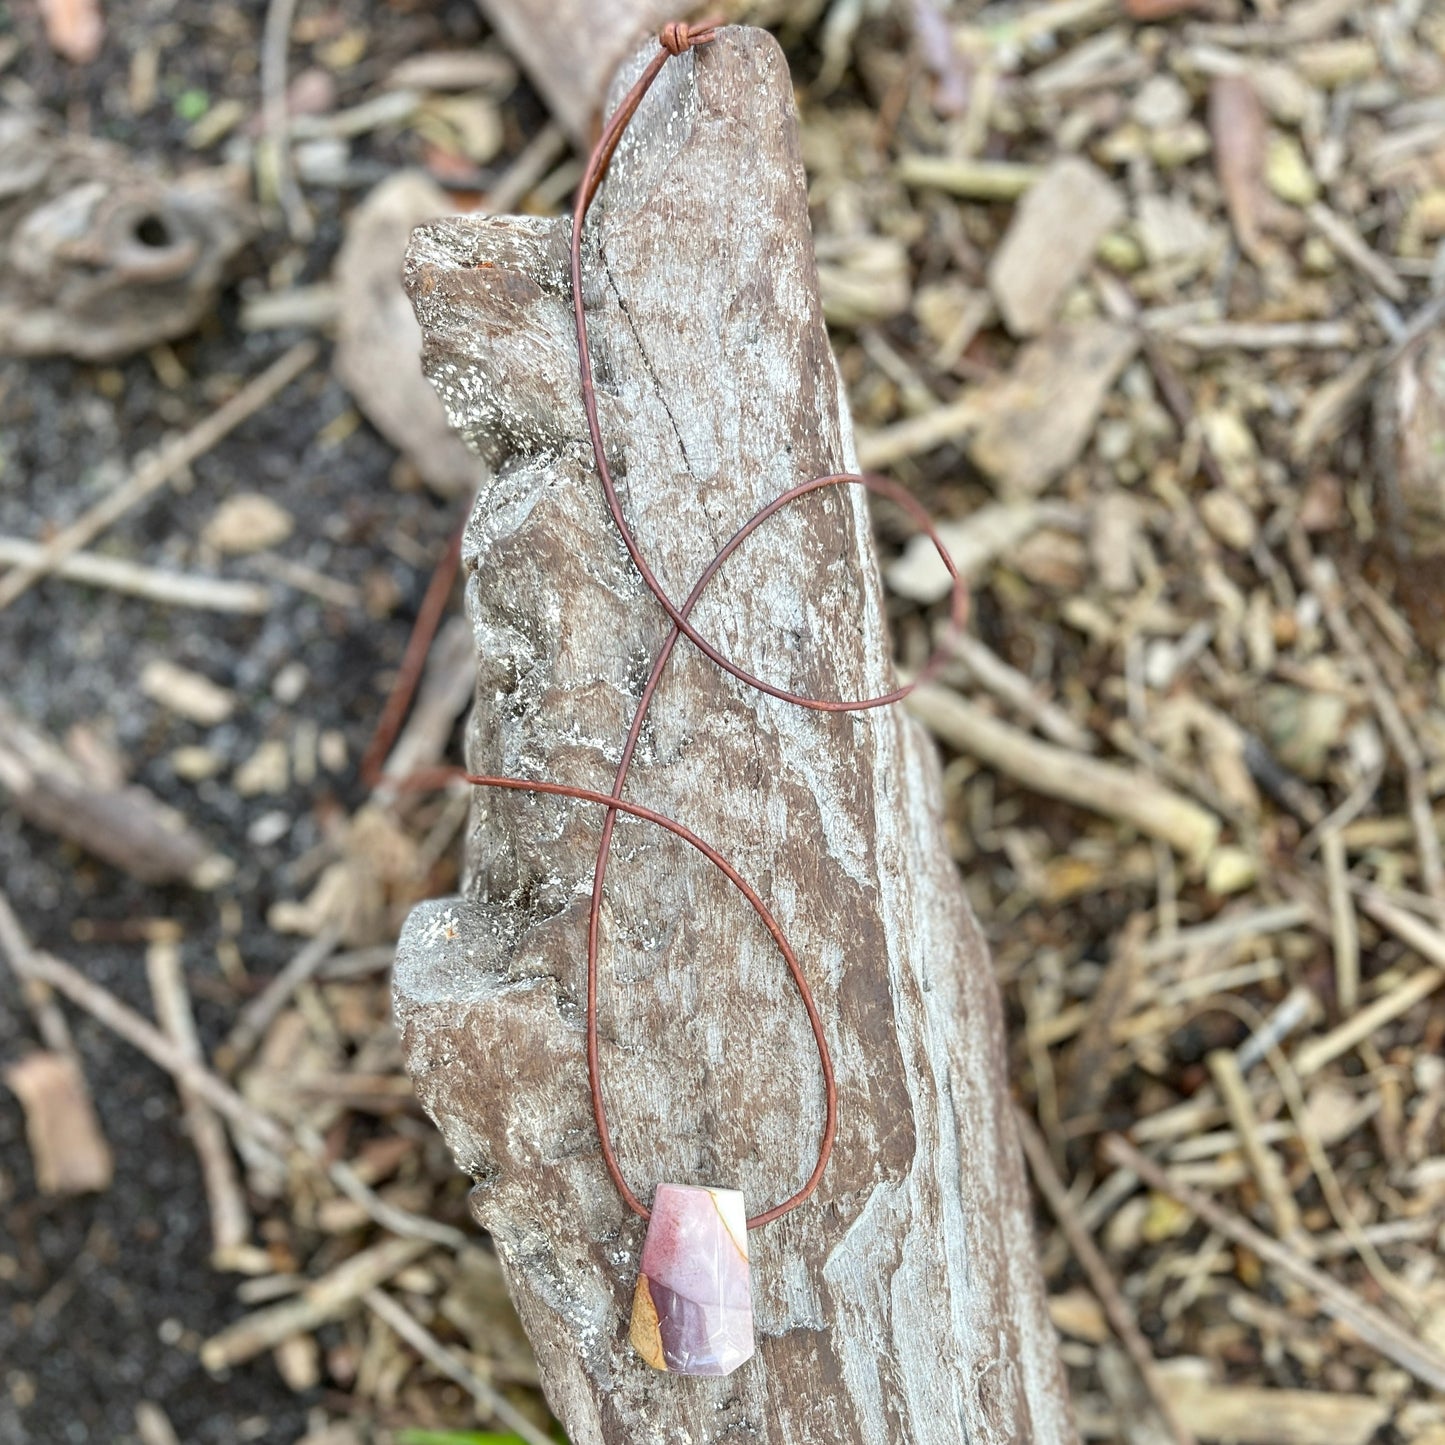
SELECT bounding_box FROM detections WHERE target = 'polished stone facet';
[629,1183,753,1376]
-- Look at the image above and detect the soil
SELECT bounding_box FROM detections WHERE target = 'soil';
[1,2,509,1441]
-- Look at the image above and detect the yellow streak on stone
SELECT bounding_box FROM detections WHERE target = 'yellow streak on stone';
[708,1188,749,1263]
[629,1274,668,1371]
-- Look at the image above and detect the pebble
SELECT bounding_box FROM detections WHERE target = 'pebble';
[140,659,236,726]
[202,493,295,554]
[234,738,290,797]
[171,745,224,782]
[1199,489,1259,551]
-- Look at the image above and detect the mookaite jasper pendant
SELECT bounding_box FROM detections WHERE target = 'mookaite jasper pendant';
[629,1184,753,1376]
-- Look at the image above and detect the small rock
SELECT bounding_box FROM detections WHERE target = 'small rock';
[1131,74,1191,130]
[1258,684,1348,779]
[318,729,348,773]
[202,493,294,554]
[271,660,308,704]
[234,738,290,797]
[140,659,236,726]
[1199,489,1259,551]
[1199,410,1260,497]
[1206,846,1258,895]
[171,745,224,782]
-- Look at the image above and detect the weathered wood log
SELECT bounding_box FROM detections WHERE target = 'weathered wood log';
[394,28,1074,1444]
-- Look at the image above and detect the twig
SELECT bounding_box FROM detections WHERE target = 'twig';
[485,121,569,215]
[0,342,317,611]
[22,950,290,1157]
[1015,1109,1197,1445]
[856,394,983,470]
[295,1126,467,1251]
[0,539,273,614]
[218,924,342,1073]
[1305,202,1408,302]
[259,0,312,240]
[364,1287,557,1445]
[0,888,73,1054]
[1322,831,1360,1013]
[908,684,1222,862]
[25,948,467,1249]
[1205,1047,1299,1238]
[200,1236,429,1369]
[1300,548,1445,902]
[944,631,1098,753]
[1139,902,1313,965]
[146,940,251,1263]
[1103,1135,1445,1392]
[1157,320,1357,350]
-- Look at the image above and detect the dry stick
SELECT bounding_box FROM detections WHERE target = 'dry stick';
[1321,831,1360,1014]
[1284,889,1445,1078]
[484,120,569,215]
[22,949,465,1249]
[1305,202,1408,303]
[909,683,1221,862]
[219,924,342,1072]
[1205,1047,1299,1239]
[0,889,73,1054]
[363,1287,557,1445]
[0,539,274,614]
[1305,549,1445,903]
[1103,1134,1445,1393]
[1014,1109,1197,1445]
[146,940,252,1263]
[0,341,318,612]
[259,0,311,240]
[944,630,1097,753]
[201,1236,429,1369]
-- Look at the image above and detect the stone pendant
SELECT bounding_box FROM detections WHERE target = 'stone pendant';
[629,1183,753,1376]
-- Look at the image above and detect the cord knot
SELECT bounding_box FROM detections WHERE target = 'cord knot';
[659,19,719,57]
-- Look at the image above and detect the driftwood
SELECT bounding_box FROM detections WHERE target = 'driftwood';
[394,28,1074,1444]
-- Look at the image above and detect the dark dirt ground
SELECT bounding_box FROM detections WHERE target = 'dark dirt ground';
[1,4,505,1441]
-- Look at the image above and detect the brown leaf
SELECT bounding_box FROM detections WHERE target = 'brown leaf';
[38,0,103,64]
[1209,73,1269,263]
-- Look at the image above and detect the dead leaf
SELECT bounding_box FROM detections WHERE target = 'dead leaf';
[1209,73,1269,263]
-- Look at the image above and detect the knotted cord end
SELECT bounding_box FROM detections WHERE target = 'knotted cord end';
[659,19,721,57]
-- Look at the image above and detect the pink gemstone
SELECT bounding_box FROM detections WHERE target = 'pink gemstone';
[629,1183,753,1376]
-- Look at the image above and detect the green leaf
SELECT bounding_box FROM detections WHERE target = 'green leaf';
[174,88,210,122]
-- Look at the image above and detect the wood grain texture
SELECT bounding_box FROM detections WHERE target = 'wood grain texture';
[395,28,1074,1444]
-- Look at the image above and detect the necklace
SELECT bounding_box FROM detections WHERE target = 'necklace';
[434,20,964,1376]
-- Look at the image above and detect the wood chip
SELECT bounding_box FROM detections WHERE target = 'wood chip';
[140,660,237,726]
[987,157,1125,337]
[2,1050,113,1194]
[967,323,1139,495]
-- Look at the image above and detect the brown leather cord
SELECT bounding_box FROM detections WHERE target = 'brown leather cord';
[391,21,966,1230]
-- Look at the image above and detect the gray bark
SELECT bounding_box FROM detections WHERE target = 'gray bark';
[394,27,1075,1445]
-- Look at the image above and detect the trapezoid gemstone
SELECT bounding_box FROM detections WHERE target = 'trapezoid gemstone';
[628,1183,753,1377]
